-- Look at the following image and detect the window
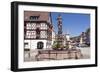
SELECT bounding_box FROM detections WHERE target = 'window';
[31,31,36,38]
[25,31,36,38]
[26,23,36,29]
[24,42,28,48]
[37,42,44,49]
[40,31,47,38]
[41,23,47,29]
[30,16,40,20]
[24,42,28,45]
[31,23,36,29]
[26,23,31,29]
[26,31,31,38]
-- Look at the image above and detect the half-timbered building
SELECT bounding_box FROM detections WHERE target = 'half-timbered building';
[24,11,53,50]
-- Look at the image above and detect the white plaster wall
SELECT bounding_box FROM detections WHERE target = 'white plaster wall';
[24,40,47,50]
[52,31,56,45]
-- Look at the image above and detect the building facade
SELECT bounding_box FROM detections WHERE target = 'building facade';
[24,11,53,50]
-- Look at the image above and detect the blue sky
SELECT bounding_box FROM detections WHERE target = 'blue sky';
[51,12,90,37]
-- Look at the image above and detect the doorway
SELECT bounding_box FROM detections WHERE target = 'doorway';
[37,42,44,49]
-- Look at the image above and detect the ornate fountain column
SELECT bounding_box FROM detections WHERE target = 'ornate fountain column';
[57,14,63,48]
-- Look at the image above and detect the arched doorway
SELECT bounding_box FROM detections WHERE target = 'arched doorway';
[37,42,44,49]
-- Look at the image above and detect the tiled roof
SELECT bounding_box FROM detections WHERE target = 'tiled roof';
[24,11,50,22]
